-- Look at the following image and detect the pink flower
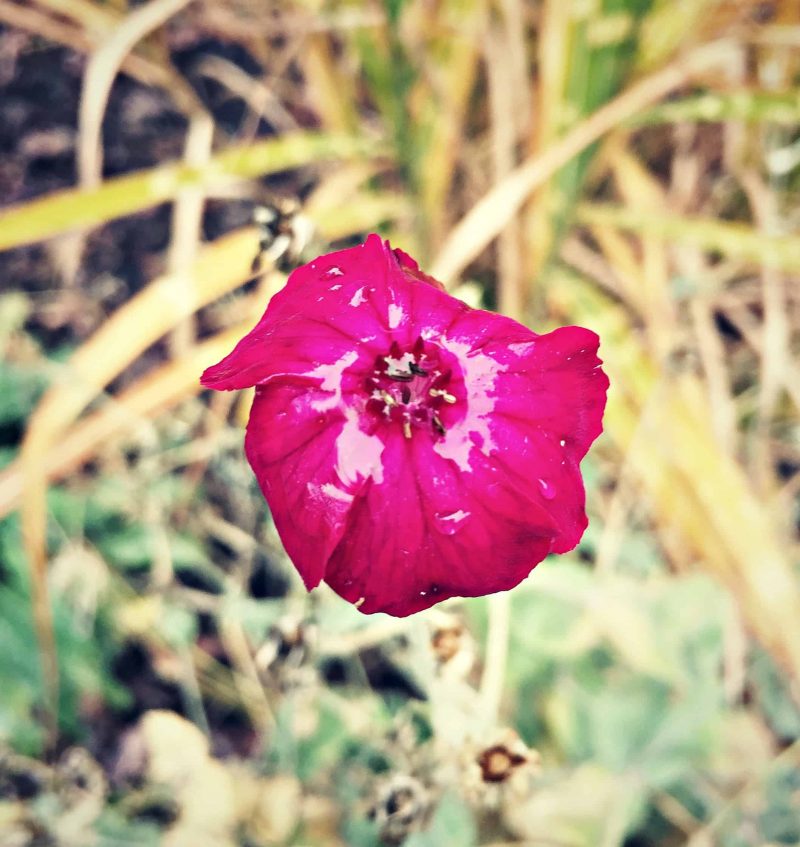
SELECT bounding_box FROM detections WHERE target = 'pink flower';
[202,235,608,616]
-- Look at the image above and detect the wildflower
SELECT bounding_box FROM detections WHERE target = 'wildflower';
[202,235,608,616]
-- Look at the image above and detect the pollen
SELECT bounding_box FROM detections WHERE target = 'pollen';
[363,336,461,440]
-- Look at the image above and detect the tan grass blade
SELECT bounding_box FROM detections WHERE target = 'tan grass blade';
[19,226,258,734]
[302,33,359,133]
[636,0,728,70]
[78,0,195,190]
[0,323,252,518]
[561,275,800,686]
[415,0,485,252]
[0,0,161,87]
[15,178,407,734]
[524,0,573,280]
[430,38,737,285]
[33,0,123,34]
[486,4,527,321]
[602,140,674,356]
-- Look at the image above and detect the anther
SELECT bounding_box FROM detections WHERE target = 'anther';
[380,390,396,406]
[432,414,446,436]
[429,388,456,404]
[409,363,429,376]
[403,420,412,439]
[401,386,411,404]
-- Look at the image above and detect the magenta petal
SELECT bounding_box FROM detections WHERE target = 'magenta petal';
[244,381,384,590]
[201,235,450,392]
[486,325,609,553]
[324,430,559,616]
[508,326,608,459]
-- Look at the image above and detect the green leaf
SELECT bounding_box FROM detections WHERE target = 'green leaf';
[0,515,122,753]
[750,648,800,739]
[405,792,477,847]
[0,360,47,429]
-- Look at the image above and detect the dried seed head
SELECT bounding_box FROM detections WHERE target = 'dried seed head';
[477,745,528,783]
[369,775,429,845]
[431,621,465,664]
[0,748,50,800]
[476,730,540,785]
[255,614,317,687]
[428,612,476,681]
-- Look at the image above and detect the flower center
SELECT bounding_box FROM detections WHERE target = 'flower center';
[364,337,459,439]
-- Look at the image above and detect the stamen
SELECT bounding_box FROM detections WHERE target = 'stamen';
[367,338,458,441]
[429,388,457,404]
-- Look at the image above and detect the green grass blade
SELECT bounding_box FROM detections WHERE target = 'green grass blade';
[0,133,384,251]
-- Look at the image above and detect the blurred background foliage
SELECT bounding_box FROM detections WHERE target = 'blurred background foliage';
[0,0,799,844]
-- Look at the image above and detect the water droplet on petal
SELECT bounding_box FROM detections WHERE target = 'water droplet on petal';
[388,303,404,328]
[349,286,367,307]
[433,509,471,535]
[538,478,556,499]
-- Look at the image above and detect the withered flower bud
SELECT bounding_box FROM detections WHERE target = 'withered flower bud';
[431,621,464,663]
[477,744,529,783]
[476,730,540,785]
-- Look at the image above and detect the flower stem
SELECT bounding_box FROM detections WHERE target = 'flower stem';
[480,592,511,725]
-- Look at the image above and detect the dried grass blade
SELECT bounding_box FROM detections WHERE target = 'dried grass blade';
[430,38,737,285]
[78,0,195,189]
[566,279,800,686]
[19,226,257,736]
[0,323,252,518]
